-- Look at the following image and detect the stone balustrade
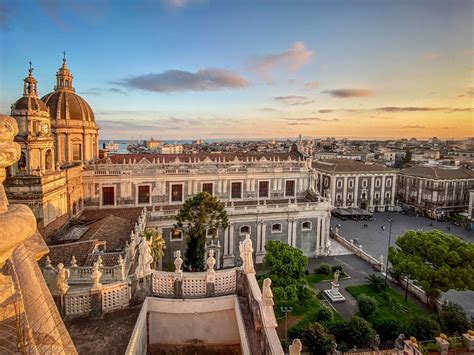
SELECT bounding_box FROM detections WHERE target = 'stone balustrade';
[68,263,126,284]
[331,232,384,271]
[152,268,237,298]
[64,281,131,317]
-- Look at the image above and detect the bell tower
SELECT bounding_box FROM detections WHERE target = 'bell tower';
[10,63,55,176]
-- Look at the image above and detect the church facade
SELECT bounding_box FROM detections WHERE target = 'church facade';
[5,57,332,267]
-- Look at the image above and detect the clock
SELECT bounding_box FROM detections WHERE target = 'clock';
[41,122,49,134]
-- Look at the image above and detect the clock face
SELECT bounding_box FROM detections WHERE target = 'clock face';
[41,122,49,134]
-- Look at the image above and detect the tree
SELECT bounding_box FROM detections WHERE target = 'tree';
[346,316,376,348]
[388,230,474,305]
[302,322,335,355]
[366,274,387,292]
[357,294,378,318]
[263,240,308,302]
[142,229,166,270]
[437,301,471,336]
[175,192,228,271]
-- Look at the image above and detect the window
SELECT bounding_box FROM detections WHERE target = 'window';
[385,192,391,199]
[231,182,242,199]
[285,180,295,197]
[171,184,183,202]
[72,143,82,161]
[375,192,380,200]
[206,228,217,239]
[348,179,354,188]
[138,185,150,204]
[240,225,250,235]
[259,181,269,198]
[336,194,342,201]
[348,193,353,201]
[324,178,329,187]
[102,186,115,206]
[361,192,367,200]
[170,230,183,241]
[362,179,368,188]
[271,223,282,233]
[375,179,381,187]
[45,149,53,170]
[302,221,312,231]
[202,182,213,195]
[386,179,392,187]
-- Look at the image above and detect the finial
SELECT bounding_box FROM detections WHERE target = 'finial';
[63,51,67,63]
[28,61,33,74]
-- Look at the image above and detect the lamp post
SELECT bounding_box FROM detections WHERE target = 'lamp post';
[281,306,293,346]
[384,218,393,284]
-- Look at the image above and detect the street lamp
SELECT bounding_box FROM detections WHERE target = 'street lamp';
[384,218,393,284]
[281,306,293,346]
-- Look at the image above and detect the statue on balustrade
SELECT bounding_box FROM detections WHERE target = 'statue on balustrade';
[243,234,255,274]
[174,250,183,273]
[262,278,274,307]
[289,339,302,355]
[55,263,70,296]
[91,261,102,290]
[136,238,153,279]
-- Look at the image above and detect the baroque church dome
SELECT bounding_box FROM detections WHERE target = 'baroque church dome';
[41,55,95,122]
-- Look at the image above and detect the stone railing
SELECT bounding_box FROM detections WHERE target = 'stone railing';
[236,270,283,355]
[151,268,237,298]
[331,232,384,271]
[64,281,131,317]
[68,263,126,284]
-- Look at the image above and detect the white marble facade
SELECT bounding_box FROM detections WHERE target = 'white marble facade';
[82,152,332,267]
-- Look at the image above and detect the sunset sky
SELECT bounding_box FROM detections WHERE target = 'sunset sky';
[0,0,472,140]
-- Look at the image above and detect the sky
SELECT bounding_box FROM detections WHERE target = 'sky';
[0,0,473,140]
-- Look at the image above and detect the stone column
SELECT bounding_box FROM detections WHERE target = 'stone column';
[343,176,348,208]
[315,217,321,255]
[223,223,234,267]
[256,222,262,252]
[292,218,297,247]
[369,175,375,210]
[354,176,359,207]
[65,133,70,163]
[261,222,266,252]
[287,219,292,245]
[381,175,386,209]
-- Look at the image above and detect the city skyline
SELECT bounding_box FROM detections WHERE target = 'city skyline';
[1,0,473,140]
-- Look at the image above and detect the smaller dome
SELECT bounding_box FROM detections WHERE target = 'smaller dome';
[12,96,49,113]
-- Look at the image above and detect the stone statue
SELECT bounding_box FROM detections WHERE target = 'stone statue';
[136,238,153,279]
[243,234,255,274]
[55,263,70,296]
[394,334,405,350]
[0,115,21,213]
[207,249,216,272]
[262,278,274,307]
[372,334,380,350]
[289,339,302,355]
[70,255,77,267]
[91,261,102,290]
[239,239,245,266]
[174,250,183,272]
[333,270,340,285]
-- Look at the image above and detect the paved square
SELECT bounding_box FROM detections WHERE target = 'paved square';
[330,211,474,319]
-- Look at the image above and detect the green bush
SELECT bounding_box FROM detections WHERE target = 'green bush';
[346,316,376,348]
[437,302,472,336]
[365,274,387,292]
[357,294,378,318]
[326,319,349,341]
[317,263,332,275]
[302,322,335,355]
[315,306,333,323]
[370,312,407,340]
[331,265,343,272]
[410,314,441,341]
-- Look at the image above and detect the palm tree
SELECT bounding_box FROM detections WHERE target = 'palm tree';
[142,228,166,270]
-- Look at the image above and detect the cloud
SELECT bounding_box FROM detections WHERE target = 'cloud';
[322,89,375,98]
[458,87,474,98]
[304,81,319,90]
[117,68,249,93]
[376,106,444,112]
[282,117,340,122]
[108,87,128,95]
[448,108,473,112]
[79,88,102,96]
[161,0,205,8]
[402,125,425,129]
[258,107,280,112]
[274,95,315,106]
[287,122,310,126]
[248,42,313,82]
[318,109,334,113]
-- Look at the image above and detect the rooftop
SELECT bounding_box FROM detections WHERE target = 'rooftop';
[400,166,474,180]
[312,159,395,173]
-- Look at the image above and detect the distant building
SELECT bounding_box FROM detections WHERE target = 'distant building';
[145,138,161,150]
[397,166,474,218]
[192,139,204,145]
[159,144,183,154]
[383,151,406,167]
[312,159,397,212]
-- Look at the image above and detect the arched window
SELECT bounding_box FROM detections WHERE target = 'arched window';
[271,223,282,233]
[348,179,354,188]
[18,151,27,173]
[45,149,53,170]
[302,221,312,231]
[375,178,381,187]
[362,179,368,188]
[337,180,343,189]
[170,230,183,241]
[240,225,250,235]
[386,179,392,187]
